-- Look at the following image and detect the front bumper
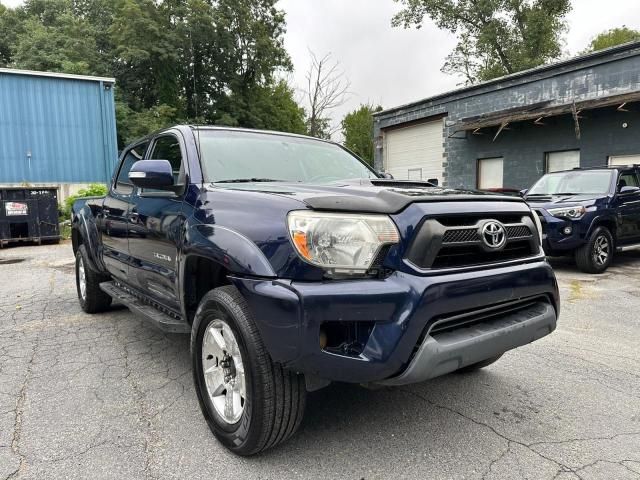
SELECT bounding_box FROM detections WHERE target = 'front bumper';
[535,210,591,254]
[231,260,559,385]
[378,300,555,385]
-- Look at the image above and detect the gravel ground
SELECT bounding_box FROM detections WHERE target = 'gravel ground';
[0,242,639,480]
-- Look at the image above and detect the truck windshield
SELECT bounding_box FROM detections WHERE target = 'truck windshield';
[528,170,614,196]
[197,130,378,183]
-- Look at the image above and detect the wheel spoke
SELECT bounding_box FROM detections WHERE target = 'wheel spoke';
[207,326,226,352]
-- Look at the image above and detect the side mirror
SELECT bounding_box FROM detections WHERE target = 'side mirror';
[620,185,640,194]
[519,189,528,197]
[427,178,439,187]
[129,160,174,189]
[379,171,394,179]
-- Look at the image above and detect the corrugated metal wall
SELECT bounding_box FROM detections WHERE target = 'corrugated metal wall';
[0,72,118,184]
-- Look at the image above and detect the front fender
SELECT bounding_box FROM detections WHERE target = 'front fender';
[72,203,106,273]
[184,224,277,277]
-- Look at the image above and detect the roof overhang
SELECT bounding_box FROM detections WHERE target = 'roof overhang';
[454,91,640,133]
[0,68,115,84]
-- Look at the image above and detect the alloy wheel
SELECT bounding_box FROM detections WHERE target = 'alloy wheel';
[201,319,246,424]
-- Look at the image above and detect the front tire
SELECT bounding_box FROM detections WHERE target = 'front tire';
[75,244,112,313]
[575,226,614,274]
[191,286,306,456]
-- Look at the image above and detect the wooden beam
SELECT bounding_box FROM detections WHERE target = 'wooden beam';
[493,122,509,142]
[572,101,581,140]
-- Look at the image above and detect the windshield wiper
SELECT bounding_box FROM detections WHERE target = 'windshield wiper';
[214,178,287,184]
[554,192,580,196]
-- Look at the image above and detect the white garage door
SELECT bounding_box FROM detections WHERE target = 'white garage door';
[383,119,444,183]
[609,154,640,166]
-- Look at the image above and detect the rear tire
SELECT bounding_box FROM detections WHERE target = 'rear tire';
[456,355,503,373]
[575,226,614,274]
[75,245,112,313]
[191,286,306,456]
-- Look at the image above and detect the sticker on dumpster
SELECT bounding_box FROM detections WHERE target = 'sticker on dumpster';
[5,202,28,216]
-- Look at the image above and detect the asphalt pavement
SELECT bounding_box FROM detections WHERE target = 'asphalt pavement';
[0,243,639,480]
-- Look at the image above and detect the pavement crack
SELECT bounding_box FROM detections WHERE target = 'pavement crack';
[7,337,40,479]
[399,388,582,479]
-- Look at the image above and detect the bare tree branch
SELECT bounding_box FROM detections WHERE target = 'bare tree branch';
[304,50,350,139]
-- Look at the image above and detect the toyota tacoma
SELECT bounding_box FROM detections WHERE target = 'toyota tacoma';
[72,125,559,455]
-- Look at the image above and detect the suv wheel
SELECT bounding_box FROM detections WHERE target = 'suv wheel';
[75,245,112,313]
[575,226,614,274]
[191,286,306,455]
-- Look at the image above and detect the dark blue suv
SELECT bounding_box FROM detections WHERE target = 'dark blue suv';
[524,165,640,273]
[72,126,559,455]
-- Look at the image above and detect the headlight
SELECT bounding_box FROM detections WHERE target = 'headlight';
[287,211,400,275]
[547,206,586,219]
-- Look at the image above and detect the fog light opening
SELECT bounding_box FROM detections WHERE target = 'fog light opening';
[320,321,375,357]
[563,226,573,235]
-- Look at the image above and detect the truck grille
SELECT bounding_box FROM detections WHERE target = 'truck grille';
[406,214,541,270]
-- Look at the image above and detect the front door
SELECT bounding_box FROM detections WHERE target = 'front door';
[101,142,148,282]
[614,170,640,244]
[127,133,187,310]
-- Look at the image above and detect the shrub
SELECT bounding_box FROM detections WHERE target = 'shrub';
[62,183,108,218]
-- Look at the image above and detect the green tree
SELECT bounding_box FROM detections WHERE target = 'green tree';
[341,104,383,166]
[0,0,305,146]
[393,0,572,83]
[586,27,640,52]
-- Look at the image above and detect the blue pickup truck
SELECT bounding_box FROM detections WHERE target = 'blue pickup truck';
[524,165,640,273]
[72,125,559,455]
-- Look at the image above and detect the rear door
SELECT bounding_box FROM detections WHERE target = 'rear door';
[613,170,640,244]
[127,132,187,310]
[101,142,148,282]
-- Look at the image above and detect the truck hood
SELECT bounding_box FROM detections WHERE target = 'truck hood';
[210,179,525,214]
[524,193,606,210]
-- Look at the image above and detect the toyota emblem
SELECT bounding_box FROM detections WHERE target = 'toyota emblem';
[482,221,506,250]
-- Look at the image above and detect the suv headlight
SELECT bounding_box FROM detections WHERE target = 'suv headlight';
[287,211,400,275]
[547,206,586,219]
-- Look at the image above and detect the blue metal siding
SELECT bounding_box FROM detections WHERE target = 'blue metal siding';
[0,73,118,184]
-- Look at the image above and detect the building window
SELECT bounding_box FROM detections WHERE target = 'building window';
[546,150,580,173]
[477,157,504,189]
[609,154,640,166]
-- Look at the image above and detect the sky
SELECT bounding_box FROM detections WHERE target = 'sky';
[2,0,639,133]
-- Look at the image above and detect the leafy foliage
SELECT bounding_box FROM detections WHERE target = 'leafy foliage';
[341,104,383,166]
[393,0,572,83]
[1,0,304,147]
[586,27,640,53]
[63,183,108,218]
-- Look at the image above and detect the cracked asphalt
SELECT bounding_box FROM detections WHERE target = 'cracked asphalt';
[0,243,639,480]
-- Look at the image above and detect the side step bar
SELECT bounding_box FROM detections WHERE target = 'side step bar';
[100,281,190,334]
[617,243,640,252]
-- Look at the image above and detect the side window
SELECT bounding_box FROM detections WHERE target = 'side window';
[149,135,184,184]
[619,172,640,190]
[114,142,148,194]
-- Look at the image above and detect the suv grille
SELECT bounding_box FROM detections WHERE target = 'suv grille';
[406,214,541,270]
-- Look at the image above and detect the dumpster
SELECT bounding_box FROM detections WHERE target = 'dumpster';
[0,187,61,247]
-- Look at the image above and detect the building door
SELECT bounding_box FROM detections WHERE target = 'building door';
[383,118,444,183]
[477,157,504,189]
[609,155,640,166]
[546,150,580,172]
